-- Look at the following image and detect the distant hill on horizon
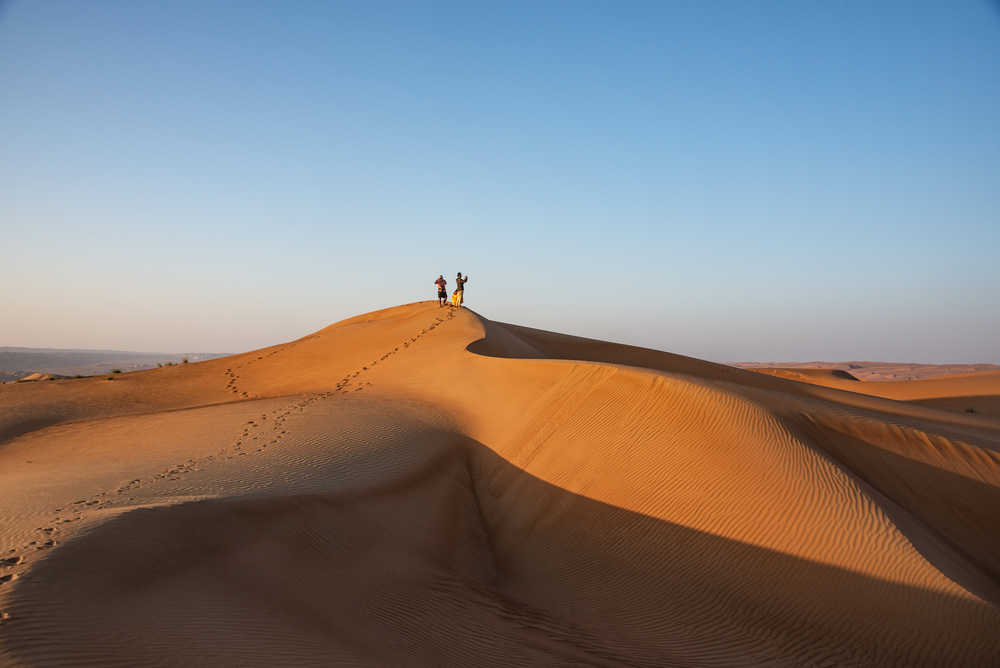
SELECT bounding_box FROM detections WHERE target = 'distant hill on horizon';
[730,361,1000,382]
[0,346,229,382]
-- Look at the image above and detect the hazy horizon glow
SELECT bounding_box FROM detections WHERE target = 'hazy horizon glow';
[3,2,999,363]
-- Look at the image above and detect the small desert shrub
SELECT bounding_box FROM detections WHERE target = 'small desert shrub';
[112,369,122,374]
[75,375,84,379]
[47,377,56,381]
[106,376,114,381]
[965,407,977,414]
[182,357,189,364]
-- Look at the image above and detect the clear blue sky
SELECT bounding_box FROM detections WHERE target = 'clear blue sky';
[3,1,998,362]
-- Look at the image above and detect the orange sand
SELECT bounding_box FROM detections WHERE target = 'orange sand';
[748,367,1000,419]
[1,302,998,666]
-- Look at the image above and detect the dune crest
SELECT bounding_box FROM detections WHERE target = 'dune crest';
[1,302,998,666]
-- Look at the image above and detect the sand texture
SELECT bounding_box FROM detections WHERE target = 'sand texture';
[1,302,999,666]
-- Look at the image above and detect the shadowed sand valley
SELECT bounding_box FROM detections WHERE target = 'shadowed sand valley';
[1,303,999,666]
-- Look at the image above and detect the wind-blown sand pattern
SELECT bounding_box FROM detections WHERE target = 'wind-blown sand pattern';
[1,303,998,666]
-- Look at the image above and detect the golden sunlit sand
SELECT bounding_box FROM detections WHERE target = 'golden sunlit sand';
[1,302,998,666]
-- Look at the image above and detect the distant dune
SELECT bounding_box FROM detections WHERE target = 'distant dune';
[740,365,1000,420]
[1,303,998,666]
[750,367,862,384]
[10,373,66,383]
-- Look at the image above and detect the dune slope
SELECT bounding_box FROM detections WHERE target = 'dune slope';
[1,302,999,667]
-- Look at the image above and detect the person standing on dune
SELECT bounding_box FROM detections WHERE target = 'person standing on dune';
[454,272,468,307]
[434,275,448,307]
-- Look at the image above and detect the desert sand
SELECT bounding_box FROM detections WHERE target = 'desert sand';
[745,367,1000,420]
[1,302,999,666]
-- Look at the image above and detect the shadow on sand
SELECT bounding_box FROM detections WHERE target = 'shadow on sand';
[4,423,999,667]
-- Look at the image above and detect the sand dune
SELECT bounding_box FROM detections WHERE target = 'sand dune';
[750,367,861,385]
[10,374,63,384]
[1,302,999,666]
[746,366,1000,419]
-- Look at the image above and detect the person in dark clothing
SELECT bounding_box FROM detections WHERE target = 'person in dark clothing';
[454,272,468,307]
[434,275,448,307]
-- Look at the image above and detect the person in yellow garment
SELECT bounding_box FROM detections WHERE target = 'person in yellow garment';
[454,272,468,307]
